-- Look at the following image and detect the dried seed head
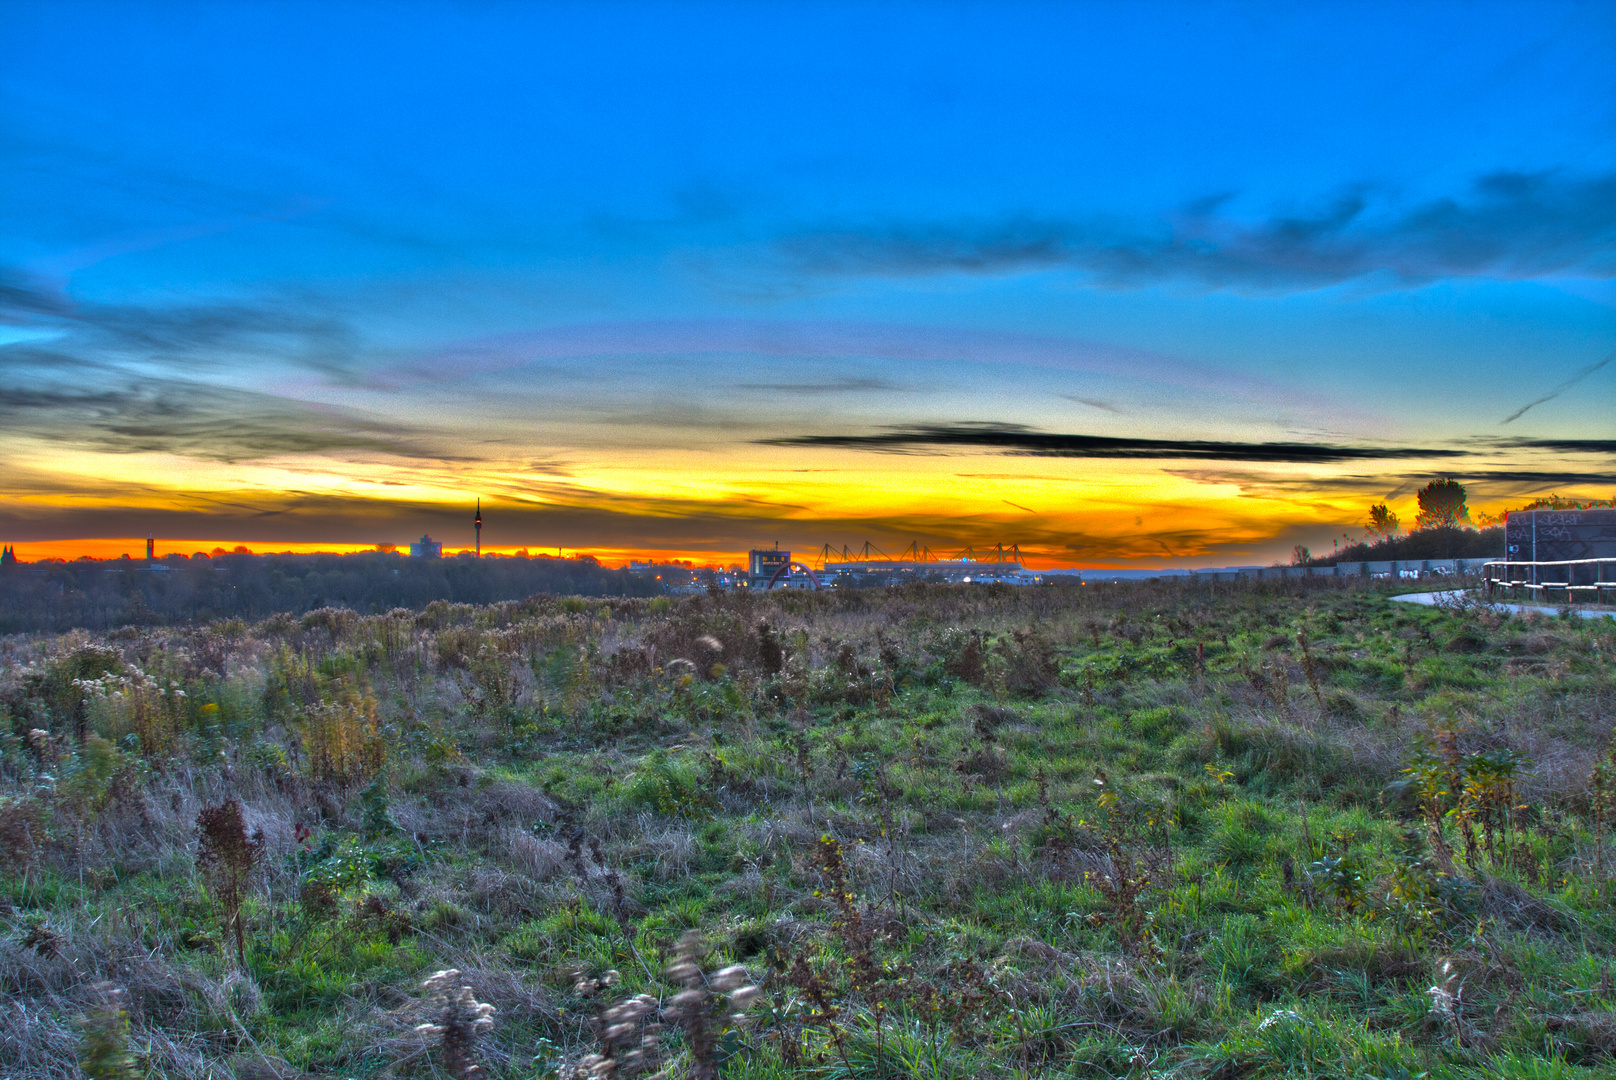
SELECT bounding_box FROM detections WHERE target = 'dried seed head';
[712,965,749,992]
[669,988,705,1012]
[424,968,460,992]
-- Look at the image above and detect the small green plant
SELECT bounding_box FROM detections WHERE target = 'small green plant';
[1295,627,1325,713]
[1307,851,1365,910]
[78,983,139,1080]
[1592,734,1616,877]
[1085,773,1169,946]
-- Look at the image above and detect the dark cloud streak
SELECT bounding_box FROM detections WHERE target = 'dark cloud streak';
[763,422,1468,464]
[1490,437,1616,454]
[1164,467,1614,498]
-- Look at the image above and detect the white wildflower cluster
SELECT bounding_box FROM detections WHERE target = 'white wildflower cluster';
[26,728,61,772]
[5,662,45,686]
[72,667,186,702]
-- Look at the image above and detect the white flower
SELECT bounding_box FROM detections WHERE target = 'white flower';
[1258,1009,1304,1030]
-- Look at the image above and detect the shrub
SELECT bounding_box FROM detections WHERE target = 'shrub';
[196,797,266,965]
[78,984,140,1080]
[998,628,1059,695]
[298,685,386,787]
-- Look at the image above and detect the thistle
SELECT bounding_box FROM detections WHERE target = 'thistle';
[416,969,496,1079]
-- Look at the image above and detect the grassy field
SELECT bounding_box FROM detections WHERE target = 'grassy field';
[3,579,1615,1079]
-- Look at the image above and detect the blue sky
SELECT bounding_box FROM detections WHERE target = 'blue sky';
[2,1,1613,563]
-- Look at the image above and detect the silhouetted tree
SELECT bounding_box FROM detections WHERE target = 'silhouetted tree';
[1415,479,1470,530]
[1366,502,1400,537]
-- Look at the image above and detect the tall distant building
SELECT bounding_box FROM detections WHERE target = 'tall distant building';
[146,535,154,560]
[748,547,790,587]
[410,535,443,558]
[475,499,482,557]
[0,545,15,568]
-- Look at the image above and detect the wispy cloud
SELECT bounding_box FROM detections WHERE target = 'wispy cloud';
[762,422,1468,463]
[393,318,1305,405]
[0,369,453,464]
[1,264,362,379]
[0,267,76,322]
[1499,353,1614,424]
[0,265,449,464]
[736,376,905,395]
[778,169,1616,292]
[1064,396,1123,414]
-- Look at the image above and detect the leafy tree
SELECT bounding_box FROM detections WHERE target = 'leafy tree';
[1414,479,1469,531]
[1365,502,1400,537]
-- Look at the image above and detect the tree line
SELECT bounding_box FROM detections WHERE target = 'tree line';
[0,551,657,634]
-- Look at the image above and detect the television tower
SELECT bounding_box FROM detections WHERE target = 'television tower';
[474,499,482,557]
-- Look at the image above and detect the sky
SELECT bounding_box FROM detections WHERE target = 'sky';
[2,0,1613,567]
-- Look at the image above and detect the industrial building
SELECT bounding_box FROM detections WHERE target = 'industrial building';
[822,557,1023,585]
[816,541,1025,586]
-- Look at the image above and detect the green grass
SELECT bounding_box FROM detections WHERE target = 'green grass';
[3,579,1615,1078]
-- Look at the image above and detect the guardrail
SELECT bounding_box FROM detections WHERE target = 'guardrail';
[1484,558,1616,603]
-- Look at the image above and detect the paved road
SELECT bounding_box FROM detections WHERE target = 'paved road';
[1392,591,1616,619]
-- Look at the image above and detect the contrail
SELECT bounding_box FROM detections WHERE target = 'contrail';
[1501,353,1613,424]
